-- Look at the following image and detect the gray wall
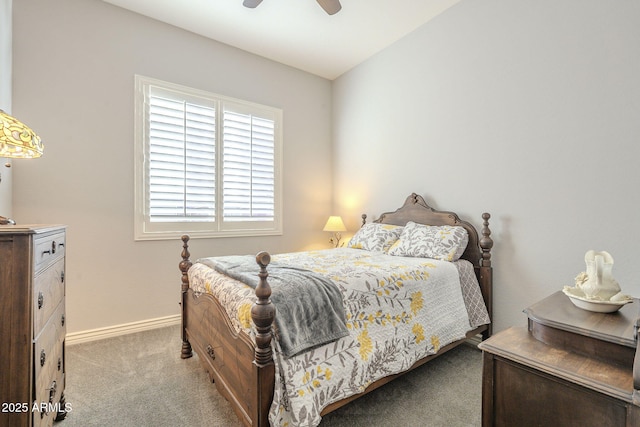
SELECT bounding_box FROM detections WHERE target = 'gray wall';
[12,0,640,336]
[12,0,333,334]
[333,0,640,333]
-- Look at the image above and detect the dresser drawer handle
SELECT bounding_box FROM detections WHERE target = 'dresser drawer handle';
[49,380,57,403]
[42,242,53,256]
[58,357,62,371]
[206,345,215,360]
[38,292,44,309]
[61,314,65,327]
[42,240,64,256]
[60,271,65,283]
[40,349,46,367]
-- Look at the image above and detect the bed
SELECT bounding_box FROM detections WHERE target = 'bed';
[179,193,494,426]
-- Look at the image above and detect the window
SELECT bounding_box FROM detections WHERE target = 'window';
[134,76,283,240]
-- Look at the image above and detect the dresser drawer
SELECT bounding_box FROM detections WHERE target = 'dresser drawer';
[33,258,65,337]
[33,231,66,274]
[32,370,64,427]
[33,301,65,427]
[34,301,65,405]
[32,369,64,427]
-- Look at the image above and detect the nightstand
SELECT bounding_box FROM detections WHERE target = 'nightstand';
[479,291,640,427]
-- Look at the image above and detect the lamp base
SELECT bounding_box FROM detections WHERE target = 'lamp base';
[329,233,342,248]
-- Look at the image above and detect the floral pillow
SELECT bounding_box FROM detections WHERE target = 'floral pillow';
[388,221,469,261]
[347,223,403,252]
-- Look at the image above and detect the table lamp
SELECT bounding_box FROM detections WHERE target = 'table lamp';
[323,215,346,247]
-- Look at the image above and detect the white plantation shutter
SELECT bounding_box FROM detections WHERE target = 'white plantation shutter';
[148,94,216,222]
[134,76,282,240]
[222,108,275,222]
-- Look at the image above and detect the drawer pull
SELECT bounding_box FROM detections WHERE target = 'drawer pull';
[60,270,65,283]
[42,240,64,256]
[40,349,46,367]
[206,345,215,360]
[38,292,44,309]
[58,357,62,371]
[49,380,57,403]
[42,242,53,256]
[61,314,65,327]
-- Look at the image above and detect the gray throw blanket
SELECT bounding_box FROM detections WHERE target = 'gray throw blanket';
[198,255,349,358]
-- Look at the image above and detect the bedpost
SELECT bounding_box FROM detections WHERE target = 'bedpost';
[479,213,493,339]
[180,235,193,359]
[252,251,276,426]
[252,251,276,365]
[361,214,367,227]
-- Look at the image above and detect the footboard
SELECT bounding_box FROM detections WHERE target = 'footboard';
[179,236,275,427]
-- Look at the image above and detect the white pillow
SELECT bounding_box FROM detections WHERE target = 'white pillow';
[347,223,403,252]
[388,221,468,261]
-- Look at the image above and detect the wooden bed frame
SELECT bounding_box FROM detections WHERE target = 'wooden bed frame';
[179,193,494,426]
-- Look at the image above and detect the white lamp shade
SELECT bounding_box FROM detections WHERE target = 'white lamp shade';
[323,216,346,232]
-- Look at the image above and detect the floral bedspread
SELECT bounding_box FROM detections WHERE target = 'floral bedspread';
[189,248,489,427]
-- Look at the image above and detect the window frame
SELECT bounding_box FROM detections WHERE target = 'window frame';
[134,75,283,241]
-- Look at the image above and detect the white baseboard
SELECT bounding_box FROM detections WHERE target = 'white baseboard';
[65,314,181,346]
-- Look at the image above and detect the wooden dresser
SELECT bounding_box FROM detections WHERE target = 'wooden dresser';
[479,291,640,427]
[0,225,67,427]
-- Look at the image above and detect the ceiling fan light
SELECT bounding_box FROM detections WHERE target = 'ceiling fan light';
[316,0,341,15]
[243,0,263,8]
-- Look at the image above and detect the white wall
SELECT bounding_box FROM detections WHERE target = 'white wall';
[0,0,12,215]
[333,0,640,333]
[12,0,333,334]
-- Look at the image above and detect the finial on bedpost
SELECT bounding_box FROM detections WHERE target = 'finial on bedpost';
[179,235,193,359]
[480,213,493,267]
[361,214,367,227]
[252,251,276,367]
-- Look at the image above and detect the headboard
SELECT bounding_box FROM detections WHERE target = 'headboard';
[366,193,491,268]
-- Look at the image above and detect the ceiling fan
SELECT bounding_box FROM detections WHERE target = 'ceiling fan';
[243,0,342,15]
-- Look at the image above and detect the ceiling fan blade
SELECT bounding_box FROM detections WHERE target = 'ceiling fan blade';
[243,0,263,8]
[316,0,341,15]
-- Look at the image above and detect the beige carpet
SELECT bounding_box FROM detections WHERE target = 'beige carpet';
[60,325,482,426]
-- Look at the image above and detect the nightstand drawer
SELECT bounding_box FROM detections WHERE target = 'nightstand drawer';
[34,231,65,273]
[33,258,65,337]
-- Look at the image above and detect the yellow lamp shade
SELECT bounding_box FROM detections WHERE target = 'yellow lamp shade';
[0,110,44,159]
[323,216,346,232]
